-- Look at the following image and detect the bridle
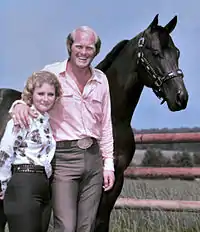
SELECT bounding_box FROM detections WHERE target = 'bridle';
[137,36,184,104]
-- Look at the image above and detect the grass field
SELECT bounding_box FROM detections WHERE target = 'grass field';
[5,178,200,232]
[109,178,200,232]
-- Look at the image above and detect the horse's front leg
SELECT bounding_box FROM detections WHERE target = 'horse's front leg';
[94,170,124,232]
[0,200,6,232]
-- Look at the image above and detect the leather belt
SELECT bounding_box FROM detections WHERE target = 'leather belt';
[56,137,97,149]
[12,164,45,174]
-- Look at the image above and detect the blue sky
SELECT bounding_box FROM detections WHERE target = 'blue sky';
[0,0,199,129]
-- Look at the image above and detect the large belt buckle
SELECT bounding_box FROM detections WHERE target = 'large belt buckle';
[77,137,93,149]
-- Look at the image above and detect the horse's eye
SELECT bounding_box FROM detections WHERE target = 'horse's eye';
[152,50,163,58]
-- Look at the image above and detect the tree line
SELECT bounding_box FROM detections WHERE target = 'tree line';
[138,148,200,167]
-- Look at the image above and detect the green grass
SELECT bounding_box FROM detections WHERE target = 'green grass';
[109,209,200,232]
[5,179,200,232]
[109,179,200,232]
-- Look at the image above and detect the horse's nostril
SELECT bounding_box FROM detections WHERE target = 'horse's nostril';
[176,90,188,107]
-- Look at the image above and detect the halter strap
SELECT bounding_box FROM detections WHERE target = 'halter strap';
[136,35,183,103]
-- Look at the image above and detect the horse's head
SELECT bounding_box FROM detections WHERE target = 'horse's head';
[137,14,188,111]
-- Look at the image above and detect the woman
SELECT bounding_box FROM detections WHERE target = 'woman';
[0,71,62,232]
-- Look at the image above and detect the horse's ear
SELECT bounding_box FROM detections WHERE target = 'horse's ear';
[164,16,177,33]
[148,14,159,30]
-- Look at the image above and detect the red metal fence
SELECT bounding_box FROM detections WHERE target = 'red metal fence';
[115,132,200,212]
[135,132,200,144]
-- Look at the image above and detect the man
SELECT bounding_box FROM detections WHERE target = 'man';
[10,26,115,232]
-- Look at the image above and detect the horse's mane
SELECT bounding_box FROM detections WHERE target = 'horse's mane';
[96,40,129,72]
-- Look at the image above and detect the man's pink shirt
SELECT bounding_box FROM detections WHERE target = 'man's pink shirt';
[43,60,114,171]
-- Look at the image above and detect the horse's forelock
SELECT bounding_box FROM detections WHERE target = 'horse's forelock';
[148,26,170,49]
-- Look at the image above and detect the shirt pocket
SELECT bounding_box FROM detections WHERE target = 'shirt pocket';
[60,91,76,119]
[60,91,76,107]
[62,92,74,101]
[90,95,103,123]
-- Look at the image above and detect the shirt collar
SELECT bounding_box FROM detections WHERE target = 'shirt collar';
[59,59,68,77]
[90,68,102,84]
[59,59,102,84]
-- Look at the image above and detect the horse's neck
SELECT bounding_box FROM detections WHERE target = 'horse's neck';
[125,75,144,115]
[99,34,145,125]
[106,53,144,125]
[110,72,144,125]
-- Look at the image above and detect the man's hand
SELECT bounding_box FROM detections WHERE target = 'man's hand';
[12,103,38,128]
[103,170,115,191]
[0,191,4,200]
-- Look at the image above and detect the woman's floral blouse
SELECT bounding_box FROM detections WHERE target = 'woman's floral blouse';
[0,106,56,193]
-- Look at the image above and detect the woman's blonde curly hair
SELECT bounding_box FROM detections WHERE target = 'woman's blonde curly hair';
[22,71,62,106]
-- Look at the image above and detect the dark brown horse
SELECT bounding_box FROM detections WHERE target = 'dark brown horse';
[0,15,188,232]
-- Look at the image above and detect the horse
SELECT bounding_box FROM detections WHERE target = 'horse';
[0,14,188,232]
[94,14,188,232]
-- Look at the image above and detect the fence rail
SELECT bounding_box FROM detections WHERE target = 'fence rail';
[115,132,200,211]
[115,198,200,212]
[135,132,200,144]
[124,167,200,179]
